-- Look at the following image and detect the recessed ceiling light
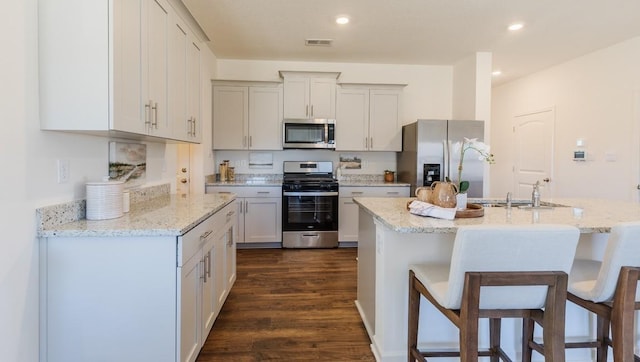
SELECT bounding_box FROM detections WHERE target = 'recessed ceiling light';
[336,16,350,25]
[508,23,524,31]
[492,70,502,76]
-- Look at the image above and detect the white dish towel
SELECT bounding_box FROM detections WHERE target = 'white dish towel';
[408,200,457,220]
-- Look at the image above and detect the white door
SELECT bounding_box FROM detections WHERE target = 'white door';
[634,90,640,202]
[513,109,555,199]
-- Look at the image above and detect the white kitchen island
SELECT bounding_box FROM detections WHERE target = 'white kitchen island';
[354,197,640,362]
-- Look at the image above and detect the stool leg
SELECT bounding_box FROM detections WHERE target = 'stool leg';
[611,267,639,362]
[522,318,534,362]
[595,315,609,362]
[489,318,501,362]
[408,271,420,362]
[460,274,480,362]
[542,273,567,362]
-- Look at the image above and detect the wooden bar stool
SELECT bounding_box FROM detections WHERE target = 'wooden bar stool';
[408,224,580,362]
[526,221,640,362]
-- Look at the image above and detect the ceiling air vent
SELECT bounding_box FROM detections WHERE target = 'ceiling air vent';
[305,39,333,47]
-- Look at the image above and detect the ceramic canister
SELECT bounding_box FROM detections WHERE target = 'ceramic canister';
[86,180,125,220]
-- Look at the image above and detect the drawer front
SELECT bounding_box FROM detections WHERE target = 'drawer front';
[206,186,281,198]
[339,186,409,198]
[178,202,235,266]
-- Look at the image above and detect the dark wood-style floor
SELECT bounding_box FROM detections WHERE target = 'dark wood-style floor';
[196,248,376,361]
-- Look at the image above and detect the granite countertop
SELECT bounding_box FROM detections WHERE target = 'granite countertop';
[354,197,640,234]
[338,180,410,187]
[38,193,236,238]
[204,174,409,187]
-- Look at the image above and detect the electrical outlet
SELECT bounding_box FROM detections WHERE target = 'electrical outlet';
[57,159,70,183]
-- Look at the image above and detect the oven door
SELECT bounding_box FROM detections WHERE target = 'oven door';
[282,191,338,232]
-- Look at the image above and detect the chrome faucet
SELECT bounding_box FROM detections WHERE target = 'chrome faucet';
[531,181,541,208]
[506,192,512,209]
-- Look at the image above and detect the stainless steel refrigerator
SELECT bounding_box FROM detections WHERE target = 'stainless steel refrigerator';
[397,119,485,197]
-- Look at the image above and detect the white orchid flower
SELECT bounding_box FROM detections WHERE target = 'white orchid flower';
[454,138,495,193]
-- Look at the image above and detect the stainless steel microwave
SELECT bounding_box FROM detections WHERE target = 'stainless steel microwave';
[282,119,336,149]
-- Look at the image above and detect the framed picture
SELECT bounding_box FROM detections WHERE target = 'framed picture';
[339,154,362,169]
[109,142,147,185]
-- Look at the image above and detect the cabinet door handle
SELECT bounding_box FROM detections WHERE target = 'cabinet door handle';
[192,117,196,137]
[351,191,364,195]
[151,102,158,128]
[386,192,399,195]
[227,227,234,246]
[206,250,211,279]
[200,230,213,241]
[249,135,252,148]
[310,105,314,117]
[239,201,243,214]
[200,257,206,282]
[364,137,368,149]
[245,200,248,213]
[257,191,270,195]
[144,102,151,126]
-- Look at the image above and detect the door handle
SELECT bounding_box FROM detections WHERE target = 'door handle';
[543,178,550,183]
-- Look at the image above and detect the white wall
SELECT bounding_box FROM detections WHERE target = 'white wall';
[491,36,640,200]
[0,2,205,360]
[216,59,454,124]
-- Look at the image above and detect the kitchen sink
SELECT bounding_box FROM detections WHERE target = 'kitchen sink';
[478,200,568,209]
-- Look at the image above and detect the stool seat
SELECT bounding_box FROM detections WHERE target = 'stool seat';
[569,259,640,302]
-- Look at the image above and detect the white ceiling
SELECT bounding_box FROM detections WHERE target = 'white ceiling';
[182,0,640,85]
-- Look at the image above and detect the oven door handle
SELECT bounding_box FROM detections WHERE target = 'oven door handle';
[282,191,339,197]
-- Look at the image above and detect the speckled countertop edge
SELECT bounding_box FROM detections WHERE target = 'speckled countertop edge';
[37,182,237,238]
[38,193,236,238]
[204,174,410,187]
[354,197,640,234]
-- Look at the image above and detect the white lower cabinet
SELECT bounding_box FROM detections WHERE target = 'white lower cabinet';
[339,186,409,242]
[39,201,237,362]
[206,186,282,244]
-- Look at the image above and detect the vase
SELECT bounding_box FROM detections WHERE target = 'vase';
[431,181,457,208]
[456,193,468,210]
[384,171,395,182]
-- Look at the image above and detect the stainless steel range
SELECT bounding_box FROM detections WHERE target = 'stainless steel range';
[282,161,339,248]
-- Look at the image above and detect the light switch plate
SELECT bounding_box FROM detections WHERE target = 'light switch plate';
[57,159,69,183]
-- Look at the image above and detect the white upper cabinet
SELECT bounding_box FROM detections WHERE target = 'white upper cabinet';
[39,0,203,143]
[213,86,248,150]
[336,84,405,151]
[212,82,283,150]
[186,39,201,142]
[144,0,171,138]
[248,86,283,150]
[280,71,340,119]
[168,18,188,140]
[169,15,201,142]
